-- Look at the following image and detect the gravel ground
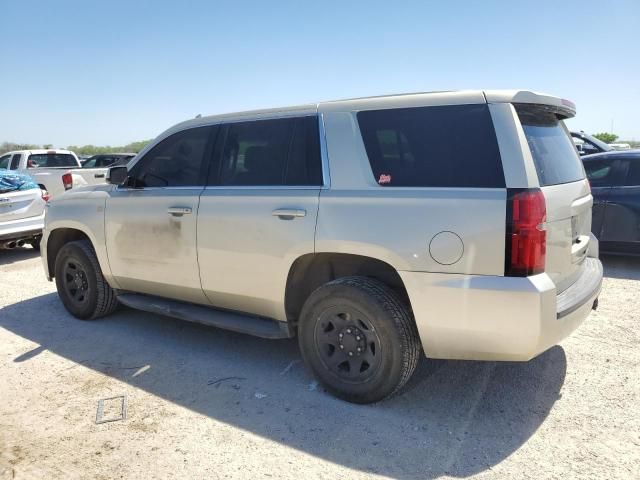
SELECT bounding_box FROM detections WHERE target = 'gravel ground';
[0,248,638,480]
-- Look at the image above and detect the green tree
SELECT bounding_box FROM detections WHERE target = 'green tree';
[593,132,619,144]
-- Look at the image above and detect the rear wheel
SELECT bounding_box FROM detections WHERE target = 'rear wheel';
[298,276,421,404]
[54,240,118,320]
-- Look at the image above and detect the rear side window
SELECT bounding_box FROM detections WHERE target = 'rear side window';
[10,154,21,169]
[622,158,640,186]
[212,116,322,186]
[27,153,78,168]
[515,104,585,186]
[357,104,505,187]
[584,158,617,187]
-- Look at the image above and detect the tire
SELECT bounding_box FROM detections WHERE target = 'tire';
[54,240,119,320]
[298,276,421,404]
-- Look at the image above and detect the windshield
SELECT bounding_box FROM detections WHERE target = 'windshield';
[28,153,78,168]
[515,104,586,186]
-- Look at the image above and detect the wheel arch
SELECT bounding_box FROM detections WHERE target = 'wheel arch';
[46,227,93,279]
[284,252,412,325]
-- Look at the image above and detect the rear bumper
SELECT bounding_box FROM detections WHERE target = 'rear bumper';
[0,213,45,241]
[399,257,603,361]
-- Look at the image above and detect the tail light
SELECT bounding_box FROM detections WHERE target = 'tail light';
[505,188,546,276]
[62,172,73,190]
[41,189,50,202]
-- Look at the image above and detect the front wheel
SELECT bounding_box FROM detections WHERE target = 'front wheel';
[298,276,421,404]
[54,240,119,320]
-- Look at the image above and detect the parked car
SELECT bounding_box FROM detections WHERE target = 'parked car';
[0,149,81,198]
[0,169,47,249]
[571,131,614,156]
[74,153,136,187]
[42,90,602,403]
[609,143,632,151]
[583,150,640,255]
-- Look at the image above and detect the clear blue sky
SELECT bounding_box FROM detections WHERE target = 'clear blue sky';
[1,0,638,146]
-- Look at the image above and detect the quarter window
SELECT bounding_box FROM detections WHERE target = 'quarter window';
[357,104,505,187]
[212,116,322,186]
[129,126,214,187]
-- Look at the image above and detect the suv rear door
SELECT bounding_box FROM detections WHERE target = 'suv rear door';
[515,104,591,293]
[197,115,322,321]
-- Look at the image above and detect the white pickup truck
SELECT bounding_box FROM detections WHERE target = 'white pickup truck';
[74,153,137,187]
[0,149,82,198]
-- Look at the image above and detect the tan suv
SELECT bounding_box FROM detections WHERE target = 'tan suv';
[41,90,603,403]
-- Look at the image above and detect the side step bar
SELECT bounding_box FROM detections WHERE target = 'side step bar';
[116,293,294,339]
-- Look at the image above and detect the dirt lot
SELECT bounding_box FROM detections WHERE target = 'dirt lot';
[0,248,638,479]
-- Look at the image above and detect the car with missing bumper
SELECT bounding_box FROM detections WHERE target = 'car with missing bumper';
[41,90,603,403]
[0,169,48,249]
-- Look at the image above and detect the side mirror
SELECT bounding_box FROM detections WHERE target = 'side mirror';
[107,166,128,185]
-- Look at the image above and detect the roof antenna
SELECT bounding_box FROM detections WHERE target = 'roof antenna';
[195,114,202,118]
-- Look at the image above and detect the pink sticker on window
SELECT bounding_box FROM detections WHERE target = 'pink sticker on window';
[378,174,392,184]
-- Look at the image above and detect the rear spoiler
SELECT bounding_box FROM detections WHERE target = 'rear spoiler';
[484,90,576,119]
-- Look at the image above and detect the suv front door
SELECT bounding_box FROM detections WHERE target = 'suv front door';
[105,125,217,303]
[197,115,323,321]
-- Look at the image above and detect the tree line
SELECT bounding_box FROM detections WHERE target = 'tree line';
[1,140,151,156]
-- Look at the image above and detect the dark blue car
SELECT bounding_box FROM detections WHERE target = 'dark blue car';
[583,150,640,255]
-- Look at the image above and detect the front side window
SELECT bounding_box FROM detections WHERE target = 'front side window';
[212,116,322,186]
[357,104,505,187]
[0,155,10,169]
[584,158,616,187]
[81,156,99,168]
[129,126,213,187]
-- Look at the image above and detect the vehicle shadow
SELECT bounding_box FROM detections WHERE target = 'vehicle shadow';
[601,254,640,281]
[0,293,566,479]
[0,246,39,267]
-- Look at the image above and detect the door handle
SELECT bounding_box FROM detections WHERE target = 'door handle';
[94,173,105,178]
[272,208,306,219]
[167,207,192,216]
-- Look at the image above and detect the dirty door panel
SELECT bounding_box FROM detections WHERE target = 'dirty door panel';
[105,188,206,303]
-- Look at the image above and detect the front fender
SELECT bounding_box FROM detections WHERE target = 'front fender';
[43,190,115,285]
